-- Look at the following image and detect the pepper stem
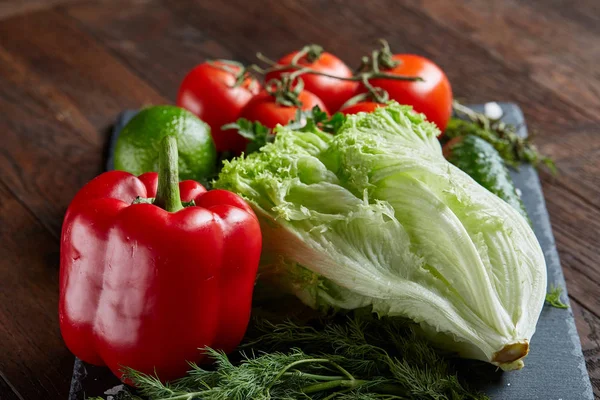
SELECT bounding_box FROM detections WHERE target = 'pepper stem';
[153,135,184,213]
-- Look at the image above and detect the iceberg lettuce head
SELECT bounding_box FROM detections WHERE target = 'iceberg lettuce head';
[215,102,547,370]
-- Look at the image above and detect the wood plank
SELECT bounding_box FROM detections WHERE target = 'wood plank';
[407,0,600,122]
[0,180,72,399]
[534,124,600,215]
[541,148,600,211]
[64,0,235,101]
[0,9,166,130]
[0,371,24,400]
[0,0,85,21]
[539,172,600,317]
[0,9,166,235]
[527,0,600,35]
[0,49,101,238]
[572,299,600,396]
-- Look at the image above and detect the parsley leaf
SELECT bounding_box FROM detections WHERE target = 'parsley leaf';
[224,106,346,156]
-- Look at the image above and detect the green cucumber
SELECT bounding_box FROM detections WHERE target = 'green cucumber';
[443,135,528,220]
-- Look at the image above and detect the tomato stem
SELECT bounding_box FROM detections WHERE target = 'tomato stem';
[290,44,324,64]
[211,41,423,109]
[256,52,278,66]
[207,59,257,90]
[264,75,305,107]
[253,63,422,83]
[254,40,420,84]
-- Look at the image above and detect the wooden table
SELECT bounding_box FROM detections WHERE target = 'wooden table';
[0,0,598,398]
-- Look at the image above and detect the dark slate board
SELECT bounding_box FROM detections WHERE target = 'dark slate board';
[69,104,594,400]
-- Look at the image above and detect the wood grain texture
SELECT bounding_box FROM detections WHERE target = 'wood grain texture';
[0,0,85,20]
[0,9,166,235]
[0,0,597,398]
[64,0,235,101]
[0,180,73,399]
[411,0,600,118]
[573,299,600,395]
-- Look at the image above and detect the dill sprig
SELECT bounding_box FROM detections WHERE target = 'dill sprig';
[245,315,485,399]
[89,313,488,400]
[545,285,569,309]
[446,102,556,173]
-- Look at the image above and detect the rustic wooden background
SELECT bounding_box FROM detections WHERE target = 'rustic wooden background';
[0,0,598,398]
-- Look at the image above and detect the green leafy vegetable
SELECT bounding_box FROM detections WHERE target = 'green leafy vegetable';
[89,314,489,400]
[224,106,345,156]
[222,118,274,155]
[215,102,547,371]
[446,102,556,173]
[545,285,568,309]
[291,106,346,135]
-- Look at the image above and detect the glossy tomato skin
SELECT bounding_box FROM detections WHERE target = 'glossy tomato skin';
[177,61,261,153]
[339,102,384,115]
[358,54,452,132]
[266,52,357,113]
[239,90,329,129]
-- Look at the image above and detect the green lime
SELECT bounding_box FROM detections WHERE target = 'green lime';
[114,105,216,182]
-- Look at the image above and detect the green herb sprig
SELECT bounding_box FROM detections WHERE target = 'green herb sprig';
[91,314,488,400]
[447,102,556,173]
[222,106,345,156]
[545,285,569,309]
[222,118,273,155]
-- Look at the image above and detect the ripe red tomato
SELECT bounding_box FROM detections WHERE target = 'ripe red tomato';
[357,54,452,131]
[239,90,328,129]
[339,101,384,115]
[266,51,357,113]
[177,61,261,153]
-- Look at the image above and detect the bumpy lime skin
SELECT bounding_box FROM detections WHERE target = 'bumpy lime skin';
[114,105,216,182]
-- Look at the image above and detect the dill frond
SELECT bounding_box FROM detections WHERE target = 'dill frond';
[91,313,489,400]
[545,285,569,309]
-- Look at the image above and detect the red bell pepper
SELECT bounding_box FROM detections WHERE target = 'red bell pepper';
[59,135,261,381]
